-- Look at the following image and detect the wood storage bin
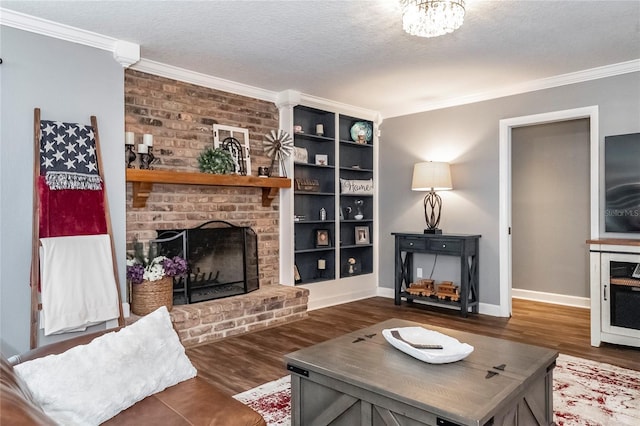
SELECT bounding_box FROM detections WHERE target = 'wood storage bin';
[131,276,173,315]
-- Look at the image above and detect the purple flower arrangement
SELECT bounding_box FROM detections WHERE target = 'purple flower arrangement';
[162,256,188,277]
[126,255,188,284]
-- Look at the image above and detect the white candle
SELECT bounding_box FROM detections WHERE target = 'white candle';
[125,132,135,145]
[143,134,153,146]
[318,259,326,270]
[316,124,324,135]
[137,143,148,154]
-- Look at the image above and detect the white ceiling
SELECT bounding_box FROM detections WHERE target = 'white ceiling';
[2,0,639,118]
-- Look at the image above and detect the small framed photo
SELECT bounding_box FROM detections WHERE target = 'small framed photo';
[315,154,328,166]
[355,226,370,245]
[315,229,331,247]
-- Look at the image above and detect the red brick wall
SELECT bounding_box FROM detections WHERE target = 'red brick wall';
[124,70,281,287]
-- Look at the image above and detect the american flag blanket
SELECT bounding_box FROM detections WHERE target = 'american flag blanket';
[39,120,102,190]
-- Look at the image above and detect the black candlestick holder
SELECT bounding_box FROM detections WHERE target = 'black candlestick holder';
[126,145,136,168]
[139,152,151,170]
[147,147,156,170]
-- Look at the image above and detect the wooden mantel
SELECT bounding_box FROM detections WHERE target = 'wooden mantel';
[126,169,291,208]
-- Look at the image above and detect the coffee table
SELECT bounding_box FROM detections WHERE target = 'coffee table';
[284,318,557,426]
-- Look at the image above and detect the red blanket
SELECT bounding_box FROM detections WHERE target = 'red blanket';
[37,176,107,238]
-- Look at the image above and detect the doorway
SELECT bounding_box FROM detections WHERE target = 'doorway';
[511,120,590,304]
[498,107,600,317]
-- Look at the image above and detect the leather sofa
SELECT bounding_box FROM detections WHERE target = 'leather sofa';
[1,330,266,425]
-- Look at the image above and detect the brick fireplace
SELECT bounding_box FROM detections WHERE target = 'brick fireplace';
[125,70,306,344]
[125,70,280,285]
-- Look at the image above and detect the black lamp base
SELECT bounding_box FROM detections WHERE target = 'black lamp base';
[424,228,443,234]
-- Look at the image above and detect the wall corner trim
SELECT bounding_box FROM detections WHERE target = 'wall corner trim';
[0,7,140,67]
[276,90,301,109]
[113,40,140,68]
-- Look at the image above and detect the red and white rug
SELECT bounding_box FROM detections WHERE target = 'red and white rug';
[234,354,639,426]
[553,354,639,426]
[234,375,291,426]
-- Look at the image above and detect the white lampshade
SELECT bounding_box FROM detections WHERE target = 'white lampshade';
[411,161,452,191]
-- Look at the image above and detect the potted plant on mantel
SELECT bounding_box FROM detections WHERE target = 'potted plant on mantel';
[198,147,234,175]
[126,242,187,316]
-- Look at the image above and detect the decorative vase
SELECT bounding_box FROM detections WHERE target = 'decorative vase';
[354,199,364,220]
[131,276,173,316]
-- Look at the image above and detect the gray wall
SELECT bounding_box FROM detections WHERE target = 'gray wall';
[378,72,640,309]
[0,27,126,356]
[512,120,590,297]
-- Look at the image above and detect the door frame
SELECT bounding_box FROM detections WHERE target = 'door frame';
[498,106,600,317]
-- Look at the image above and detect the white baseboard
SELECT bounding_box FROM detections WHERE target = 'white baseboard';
[478,303,504,317]
[307,289,378,311]
[512,288,590,309]
[376,287,395,299]
[122,302,130,318]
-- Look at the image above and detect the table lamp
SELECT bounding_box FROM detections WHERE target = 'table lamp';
[411,161,452,234]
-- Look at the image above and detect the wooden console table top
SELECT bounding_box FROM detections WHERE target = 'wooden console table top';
[587,238,640,247]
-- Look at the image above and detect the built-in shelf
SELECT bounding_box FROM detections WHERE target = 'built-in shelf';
[126,169,291,208]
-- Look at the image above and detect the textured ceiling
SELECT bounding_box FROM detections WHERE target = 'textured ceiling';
[2,0,639,117]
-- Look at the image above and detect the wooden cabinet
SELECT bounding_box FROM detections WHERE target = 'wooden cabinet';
[587,239,640,347]
[292,106,375,285]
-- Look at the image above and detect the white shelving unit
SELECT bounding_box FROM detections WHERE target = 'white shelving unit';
[277,93,380,309]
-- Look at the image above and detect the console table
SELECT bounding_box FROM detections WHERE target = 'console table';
[392,233,480,317]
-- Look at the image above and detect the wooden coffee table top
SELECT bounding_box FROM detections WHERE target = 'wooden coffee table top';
[285,318,558,425]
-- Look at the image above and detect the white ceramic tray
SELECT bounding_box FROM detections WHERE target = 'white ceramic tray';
[382,327,474,364]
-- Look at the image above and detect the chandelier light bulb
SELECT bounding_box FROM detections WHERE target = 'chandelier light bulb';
[400,0,466,38]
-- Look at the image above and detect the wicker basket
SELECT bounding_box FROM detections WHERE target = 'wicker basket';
[131,276,173,316]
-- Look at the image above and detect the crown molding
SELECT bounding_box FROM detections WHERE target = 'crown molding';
[382,59,640,118]
[131,59,278,103]
[131,60,382,123]
[0,7,114,50]
[300,93,381,123]
[0,8,139,67]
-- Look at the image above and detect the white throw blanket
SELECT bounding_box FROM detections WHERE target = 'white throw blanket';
[39,234,120,335]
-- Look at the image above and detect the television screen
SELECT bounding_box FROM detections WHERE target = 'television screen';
[605,133,640,233]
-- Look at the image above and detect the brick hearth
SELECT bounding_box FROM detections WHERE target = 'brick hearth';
[169,285,309,348]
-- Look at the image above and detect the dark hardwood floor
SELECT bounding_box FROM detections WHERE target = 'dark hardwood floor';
[186,297,640,395]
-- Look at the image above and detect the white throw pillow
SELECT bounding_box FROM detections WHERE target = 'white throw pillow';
[15,306,197,425]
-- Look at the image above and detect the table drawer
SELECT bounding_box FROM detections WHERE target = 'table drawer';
[427,239,462,254]
[399,237,427,251]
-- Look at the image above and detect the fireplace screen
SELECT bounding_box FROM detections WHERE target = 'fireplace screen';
[153,221,259,304]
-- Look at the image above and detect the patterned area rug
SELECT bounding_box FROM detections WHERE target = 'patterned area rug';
[553,354,639,426]
[233,376,291,426]
[233,354,639,426]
